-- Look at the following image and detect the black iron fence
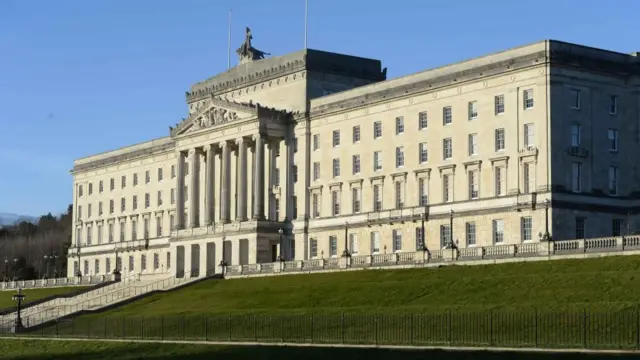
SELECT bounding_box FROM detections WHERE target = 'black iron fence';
[3,310,640,350]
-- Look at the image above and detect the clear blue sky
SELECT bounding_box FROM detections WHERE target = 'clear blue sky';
[0,0,638,217]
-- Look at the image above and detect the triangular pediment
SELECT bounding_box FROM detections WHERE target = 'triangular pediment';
[170,96,259,137]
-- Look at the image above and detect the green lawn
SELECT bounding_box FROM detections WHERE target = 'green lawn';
[0,287,87,310]
[0,339,638,360]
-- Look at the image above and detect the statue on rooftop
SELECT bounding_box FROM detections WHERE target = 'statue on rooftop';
[236,27,270,63]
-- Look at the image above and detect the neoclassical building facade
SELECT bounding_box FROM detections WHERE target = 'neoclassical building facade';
[67,35,640,278]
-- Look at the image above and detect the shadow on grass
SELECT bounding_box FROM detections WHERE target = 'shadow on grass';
[2,341,640,360]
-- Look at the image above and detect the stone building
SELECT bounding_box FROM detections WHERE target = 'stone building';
[67,31,640,278]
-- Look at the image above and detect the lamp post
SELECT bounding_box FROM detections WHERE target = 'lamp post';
[277,229,284,261]
[43,255,49,279]
[449,210,454,248]
[543,199,552,241]
[342,222,351,257]
[219,235,228,273]
[13,258,18,281]
[419,207,429,251]
[52,253,59,278]
[4,259,8,282]
[12,288,26,332]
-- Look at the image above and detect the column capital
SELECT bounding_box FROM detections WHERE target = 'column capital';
[236,137,247,146]
[252,133,263,142]
[188,148,197,156]
[219,141,229,149]
[205,143,217,153]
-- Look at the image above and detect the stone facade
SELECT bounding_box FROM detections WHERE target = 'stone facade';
[67,39,640,279]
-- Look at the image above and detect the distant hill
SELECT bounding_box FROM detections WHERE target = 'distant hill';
[0,213,38,226]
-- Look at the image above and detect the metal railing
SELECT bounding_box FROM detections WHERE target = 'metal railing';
[3,310,640,350]
[1,275,115,290]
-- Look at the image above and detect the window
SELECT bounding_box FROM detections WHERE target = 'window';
[353,125,360,143]
[443,106,452,125]
[108,223,114,243]
[158,168,163,181]
[521,217,533,242]
[418,111,428,130]
[154,253,159,270]
[128,256,134,272]
[171,165,176,179]
[119,222,125,242]
[121,198,126,212]
[275,199,280,220]
[131,219,137,241]
[109,200,114,214]
[312,193,320,217]
[292,165,298,183]
[419,142,428,163]
[395,181,404,208]
[524,89,534,109]
[570,89,581,109]
[468,170,479,199]
[145,193,150,208]
[133,173,138,186]
[575,217,585,239]
[492,219,505,244]
[97,224,102,244]
[169,214,175,231]
[166,252,171,269]
[495,167,505,196]
[468,134,478,156]
[608,129,619,151]
[392,230,402,252]
[76,228,82,245]
[106,258,111,274]
[612,219,623,236]
[170,188,175,204]
[274,169,280,185]
[313,162,320,181]
[98,202,103,216]
[373,121,382,139]
[332,158,340,178]
[329,236,338,257]
[523,123,535,148]
[141,254,147,272]
[418,178,428,206]
[395,147,404,168]
[99,181,103,193]
[373,151,382,171]
[87,204,92,218]
[572,162,582,193]
[395,116,404,135]
[157,191,163,206]
[88,183,93,195]
[443,138,452,160]
[370,232,381,254]
[110,178,115,191]
[468,101,478,120]
[156,216,162,237]
[77,205,82,220]
[415,227,424,250]
[143,218,149,239]
[313,134,319,151]
[133,195,138,210]
[86,226,92,245]
[292,195,298,219]
[373,185,382,212]
[310,238,318,258]
[352,188,361,213]
[465,222,476,246]
[332,130,340,147]
[609,95,618,115]
[121,176,126,188]
[349,234,359,255]
[440,225,451,248]
[84,260,89,276]
[352,155,361,174]
[443,174,452,203]
[609,166,618,195]
[78,185,83,197]
[523,163,535,194]
[332,190,340,216]
[495,128,505,151]
[495,95,505,115]
[571,124,581,146]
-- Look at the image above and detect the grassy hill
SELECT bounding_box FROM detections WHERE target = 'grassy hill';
[99,255,640,317]
[0,287,87,310]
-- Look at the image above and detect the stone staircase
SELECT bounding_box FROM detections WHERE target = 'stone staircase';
[0,271,204,332]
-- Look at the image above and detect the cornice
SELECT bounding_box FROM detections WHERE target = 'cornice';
[72,141,175,174]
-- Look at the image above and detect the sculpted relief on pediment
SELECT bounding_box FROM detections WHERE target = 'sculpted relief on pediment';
[186,106,241,133]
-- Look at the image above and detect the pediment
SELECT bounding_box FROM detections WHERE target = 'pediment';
[170,96,259,137]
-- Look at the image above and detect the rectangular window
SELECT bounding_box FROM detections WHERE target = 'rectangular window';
[94,259,99,275]
[274,199,280,220]
[166,252,171,269]
[78,185,83,197]
[157,191,163,206]
[106,258,111,274]
[495,95,505,115]
[443,106,452,125]
[121,176,126,189]
[86,226,92,245]
[524,123,535,148]
[156,217,162,237]
[292,195,298,219]
[170,188,175,204]
[418,178,428,206]
[571,124,581,146]
[466,222,476,246]
[395,147,404,168]
[275,169,280,185]
[495,128,505,151]
[88,183,93,195]
[352,188,361,213]
[373,151,382,171]
[468,101,478,120]
[332,191,340,216]
[312,193,320,218]
[419,142,428,163]
[169,214,175,231]
[495,167,505,196]
[87,204,92,218]
[145,193,150,208]
[119,222,125,242]
[154,253,159,270]
[292,165,298,183]
[373,121,382,139]
[121,198,126,212]
[418,111,428,130]
[373,185,382,211]
[99,181,103,193]
[609,166,618,195]
[609,95,618,115]
[143,218,149,239]
[109,200,114,214]
[570,89,581,109]
[370,232,381,254]
[145,170,151,184]
[77,205,82,220]
[133,173,138,186]
[110,178,115,191]
[352,125,361,143]
[395,181,404,209]
[171,165,176,179]
[329,236,338,257]
[575,217,585,239]
[313,134,319,151]
[608,129,619,151]
[392,230,402,252]
[521,217,532,242]
[523,163,535,194]
[440,225,451,248]
[443,138,452,160]
[352,155,360,174]
[572,162,582,193]
[612,219,623,236]
[415,227,424,250]
[108,223,114,243]
[395,116,404,135]
[443,174,452,203]
[332,158,340,178]
[129,256,134,272]
[332,130,340,147]
[158,168,163,181]
[468,133,478,156]
[524,89,534,109]
[468,170,479,199]
[98,202,103,216]
[132,195,137,210]
[349,233,359,255]
[131,219,137,241]
[310,238,318,258]
[313,162,320,181]
[97,224,102,244]
[493,219,505,244]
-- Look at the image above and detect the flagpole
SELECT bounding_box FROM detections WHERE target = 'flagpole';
[227,8,232,69]
[304,0,308,49]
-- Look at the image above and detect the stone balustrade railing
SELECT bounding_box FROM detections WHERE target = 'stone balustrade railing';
[225,236,640,277]
[0,274,116,290]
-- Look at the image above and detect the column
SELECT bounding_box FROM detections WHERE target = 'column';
[236,138,248,221]
[220,141,231,223]
[175,151,185,230]
[188,149,199,228]
[253,133,265,219]
[267,140,279,220]
[204,144,216,225]
[284,134,294,221]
